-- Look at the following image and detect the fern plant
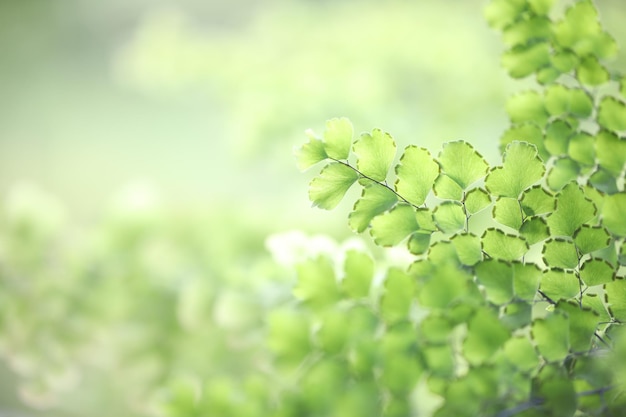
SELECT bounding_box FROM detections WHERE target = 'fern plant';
[287,0,626,416]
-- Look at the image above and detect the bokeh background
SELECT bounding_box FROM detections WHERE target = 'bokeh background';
[0,0,625,416]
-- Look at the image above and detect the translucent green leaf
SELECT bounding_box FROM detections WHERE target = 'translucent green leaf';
[536,66,561,85]
[568,132,594,166]
[540,268,580,301]
[502,301,532,329]
[595,130,626,176]
[620,242,626,266]
[493,197,523,230]
[408,232,431,255]
[348,183,397,233]
[534,365,577,417]
[394,146,440,206]
[532,312,570,362]
[370,204,418,246]
[423,345,455,378]
[433,174,463,200]
[513,262,542,300]
[342,250,374,299]
[546,157,580,191]
[605,279,626,321]
[554,0,601,56]
[502,42,551,79]
[415,208,437,232]
[463,307,510,365]
[295,138,328,170]
[577,55,609,86]
[433,201,465,234]
[353,129,396,182]
[416,263,474,309]
[598,97,626,133]
[294,257,340,308]
[502,16,551,48]
[528,0,556,15]
[464,188,491,214]
[545,119,573,156]
[520,185,555,216]
[593,31,619,60]
[500,123,545,159]
[268,309,311,361]
[484,0,526,29]
[485,141,545,198]
[542,238,579,269]
[558,301,599,353]
[573,225,610,254]
[506,90,548,125]
[437,141,488,189]
[503,336,540,372]
[474,259,514,304]
[545,85,593,118]
[588,167,619,194]
[520,216,550,245]
[582,293,610,324]
[380,268,414,324]
[481,228,529,261]
[419,314,453,344]
[551,50,579,73]
[579,258,615,286]
[323,117,353,160]
[317,309,349,354]
[601,193,626,237]
[546,182,596,236]
[622,76,626,97]
[451,233,482,266]
[309,163,359,209]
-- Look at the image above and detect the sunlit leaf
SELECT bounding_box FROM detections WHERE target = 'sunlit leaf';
[540,268,580,301]
[506,90,548,125]
[348,183,397,232]
[503,336,540,372]
[577,55,609,86]
[500,123,546,160]
[370,204,418,246]
[474,259,514,304]
[492,197,523,230]
[463,307,510,365]
[502,301,532,329]
[407,232,431,255]
[268,309,311,362]
[588,167,619,194]
[605,279,626,321]
[323,117,353,160]
[341,250,374,299]
[394,145,440,206]
[295,138,328,170]
[598,97,626,133]
[546,157,580,191]
[433,174,463,200]
[433,201,465,234]
[513,262,542,300]
[557,301,599,352]
[602,193,626,237]
[451,233,482,266]
[579,258,615,286]
[419,314,454,344]
[353,129,396,182]
[520,185,555,216]
[317,309,349,354]
[532,312,570,362]
[294,256,340,308]
[528,0,556,15]
[595,130,626,176]
[536,66,561,85]
[546,182,596,236]
[502,16,551,48]
[502,42,551,79]
[485,141,545,198]
[551,50,579,73]
[464,188,492,214]
[309,162,359,209]
[544,85,593,118]
[534,365,577,417]
[484,0,526,29]
[481,228,528,261]
[568,132,594,166]
[544,119,573,156]
[380,268,414,324]
[542,238,579,269]
[520,216,550,245]
[573,225,610,254]
[437,141,489,189]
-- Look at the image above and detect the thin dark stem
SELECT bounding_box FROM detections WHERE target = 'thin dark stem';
[495,398,543,417]
[577,385,616,397]
[538,290,556,305]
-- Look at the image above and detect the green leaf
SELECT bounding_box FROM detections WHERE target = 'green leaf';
[595,130,626,176]
[573,225,610,254]
[415,208,437,232]
[502,16,552,48]
[534,365,577,417]
[493,197,523,230]
[268,309,311,362]
[419,314,454,344]
[437,141,488,189]
[603,193,626,237]
[513,262,542,300]
[605,279,626,321]
[545,119,574,156]
[557,301,598,354]
[433,201,465,234]
[463,307,510,365]
[500,123,546,160]
[348,183,397,233]
[582,293,610,324]
[544,85,593,118]
[546,182,596,236]
[551,50,579,73]
[502,301,532,329]
[532,312,570,362]
[506,90,548,125]
[353,129,396,182]
[540,268,580,301]
[481,228,529,261]
[502,42,551,79]
[380,268,414,324]
[370,204,418,246]
[579,258,615,286]
[484,0,526,30]
[317,309,349,354]
[546,157,580,191]
[323,117,353,160]
[554,0,601,56]
[464,188,492,214]
[423,345,455,378]
[394,146,440,206]
[485,141,545,198]
[309,162,359,209]
[598,97,626,132]
[520,216,550,245]
[577,55,609,86]
[568,132,595,166]
[528,0,556,15]
[474,259,514,304]
[536,66,561,85]
[294,256,340,309]
[520,185,555,216]
[342,250,375,299]
[451,233,482,266]
[295,138,328,170]
[542,238,579,269]
[588,167,619,194]
[433,174,463,200]
[503,336,540,372]
[408,232,431,255]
